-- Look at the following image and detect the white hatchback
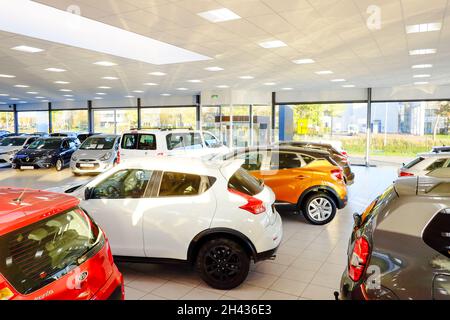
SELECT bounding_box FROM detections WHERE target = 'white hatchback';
[58,157,282,289]
[398,152,450,177]
[119,129,230,161]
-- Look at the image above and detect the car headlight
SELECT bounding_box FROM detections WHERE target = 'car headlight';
[47,154,54,159]
[99,152,112,161]
[72,155,78,161]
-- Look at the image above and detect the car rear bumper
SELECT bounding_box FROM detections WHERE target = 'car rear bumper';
[254,210,283,262]
[91,264,124,300]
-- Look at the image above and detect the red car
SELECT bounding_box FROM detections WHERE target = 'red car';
[0,188,124,300]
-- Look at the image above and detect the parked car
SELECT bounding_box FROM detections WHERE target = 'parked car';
[77,133,101,144]
[71,134,120,175]
[431,145,450,153]
[277,141,355,184]
[12,137,79,171]
[120,128,230,161]
[50,133,81,146]
[219,147,348,225]
[0,130,11,139]
[340,176,450,300]
[398,152,450,177]
[0,188,124,300]
[56,157,282,290]
[0,135,39,167]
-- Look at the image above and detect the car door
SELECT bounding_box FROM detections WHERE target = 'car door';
[59,140,71,164]
[142,171,217,260]
[80,169,154,257]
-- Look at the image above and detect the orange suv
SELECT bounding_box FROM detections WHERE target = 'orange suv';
[221,147,348,225]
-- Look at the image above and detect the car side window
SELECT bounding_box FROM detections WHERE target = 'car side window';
[423,209,450,258]
[204,133,221,148]
[91,169,153,199]
[158,172,202,197]
[301,154,315,164]
[62,140,70,150]
[426,159,447,171]
[69,141,76,149]
[239,152,263,171]
[121,134,137,149]
[139,134,156,150]
[271,152,302,170]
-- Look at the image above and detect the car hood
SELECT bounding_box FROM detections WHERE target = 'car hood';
[0,146,22,153]
[73,149,112,159]
[16,149,56,158]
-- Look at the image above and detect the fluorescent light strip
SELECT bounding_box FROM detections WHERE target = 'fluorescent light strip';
[216,85,229,88]
[98,86,111,89]
[14,85,29,88]
[239,76,254,79]
[102,76,118,80]
[197,8,241,23]
[264,82,276,86]
[292,59,315,64]
[149,72,167,76]
[406,23,441,34]
[45,68,66,72]
[177,88,189,91]
[281,88,293,91]
[413,74,431,78]
[316,70,333,75]
[412,64,432,69]
[342,84,355,88]
[0,74,15,78]
[144,83,158,86]
[187,79,202,83]
[54,81,70,84]
[409,49,436,55]
[414,82,429,85]
[205,66,224,71]
[0,1,210,65]
[161,93,171,96]
[259,40,287,49]
[12,45,44,53]
[0,94,10,96]
[94,61,117,67]
[331,79,346,82]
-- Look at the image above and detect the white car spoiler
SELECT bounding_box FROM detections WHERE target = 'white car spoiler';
[218,159,245,181]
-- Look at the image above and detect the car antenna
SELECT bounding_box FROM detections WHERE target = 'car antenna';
[13,188,27,204]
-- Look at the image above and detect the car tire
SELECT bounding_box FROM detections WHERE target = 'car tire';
[301,192,337,225]
[196,238,250,290]
[55,159,63,171]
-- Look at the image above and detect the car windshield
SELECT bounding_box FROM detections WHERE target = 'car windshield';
[0,207,102,295]
[28,139,61,150]
[80,137,115,150]
[0,138,27,147]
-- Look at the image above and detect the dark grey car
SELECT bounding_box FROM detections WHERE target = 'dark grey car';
[340,176,450,300]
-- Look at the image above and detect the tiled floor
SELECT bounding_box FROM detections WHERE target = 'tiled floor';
[0,164,398,300]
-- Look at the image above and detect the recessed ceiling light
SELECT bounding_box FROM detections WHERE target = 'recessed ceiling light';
[94,61,117,67]
[45,67,66,72]
[12,45,44,53]
[14,85,29,88]
[414,81,429,85]
[205,66,224,72]
[18,101,27,104]
[0,74,15,78]
[65,98,75,101]
[10,98,19,101]
[26,92,38,94]
[0,102,6,105]
[342,84,355,88]
[161,93,171,96]
[264,82,276,86]
[94,97,103,100]
[409,49,436,55]
[176,88,189,91]
[102,76,118,80]
[216,85,229,88]
[96,92,107,95]
[412,64,433,69]
[292,59,315,64]
[54,81,70,84]
[63,95,73,97]
[143,82,158,86]
[197,8,241,23]
[132,90,144,93]
[0,1,211,65]
[60,89,72,92]
[98,86,111,89]
[239,76,254,80]
[315,70,333,75]
[125,95,135,98]
[413,74,431,78]
[331,79,346,82]
[258,40,287,49]
[406,23,441,34]
[187,79,202,83]
[35,96,45,99]
[281,88,293,91]
[149,72,167,76]
[0,94,10,96]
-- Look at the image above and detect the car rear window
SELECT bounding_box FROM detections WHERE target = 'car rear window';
[404,157,425,169]
[121,134,156,150]
[0,208,103,295]
[423,209,450,258]
[228,168,264,196]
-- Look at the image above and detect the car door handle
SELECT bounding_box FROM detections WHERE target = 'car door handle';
[295,175,308,180]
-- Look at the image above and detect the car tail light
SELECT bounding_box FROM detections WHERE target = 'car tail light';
[341,151,348,157]
[336,154,348,164]
[399,171,414,177]
[349,237,370,282]
[0,277,15,300]
[116,151,121,164]
[331,168,343,181]
[228,188,266,215]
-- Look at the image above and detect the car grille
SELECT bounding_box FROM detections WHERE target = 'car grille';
[76,163,100,170]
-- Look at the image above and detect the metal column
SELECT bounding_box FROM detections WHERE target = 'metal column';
[13,104,18,134]
[48,102,52,133]
[137,98,142,130]
[271,92,276,143]
[196,95,201,130]
[249,104,254,146]
[365,88,372,167]
[87,100,93,133]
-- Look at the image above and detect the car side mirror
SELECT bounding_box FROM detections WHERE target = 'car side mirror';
[353,212,362,228]
[84,187,93,200]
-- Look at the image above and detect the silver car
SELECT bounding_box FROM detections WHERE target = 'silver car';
[70,134,120,175]
[340,176,450,300]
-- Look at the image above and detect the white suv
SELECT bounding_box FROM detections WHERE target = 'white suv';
[58,157,282,289]
[119,129,229,161]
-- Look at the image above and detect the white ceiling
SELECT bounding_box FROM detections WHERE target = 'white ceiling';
[0,0,449,105]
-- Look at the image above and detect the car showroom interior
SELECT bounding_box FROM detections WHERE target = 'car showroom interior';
[0,0,449,303]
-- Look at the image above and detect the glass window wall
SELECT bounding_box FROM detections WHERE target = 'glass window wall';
[18,111,49,134]
[51,110,88,133]
[141,107,196,129]
[93,109,137,135]
[0,112,14,133]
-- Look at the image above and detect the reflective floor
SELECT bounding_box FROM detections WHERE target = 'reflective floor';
[0,164,398,300]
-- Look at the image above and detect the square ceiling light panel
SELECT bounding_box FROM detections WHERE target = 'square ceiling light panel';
[198,8,241,23]
[0,0,211,65]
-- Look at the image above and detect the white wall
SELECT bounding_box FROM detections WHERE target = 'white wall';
[276,88,368,103]
[201,90,271,106]
[372,85,450,101]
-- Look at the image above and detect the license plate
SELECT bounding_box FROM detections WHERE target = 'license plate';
[80,163,95,168]
[21,166,34,170]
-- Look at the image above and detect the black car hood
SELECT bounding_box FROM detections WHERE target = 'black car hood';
[16,149,56,158]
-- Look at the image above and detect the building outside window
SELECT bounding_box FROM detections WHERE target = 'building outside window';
[94,109,137,135]
[0,112,14,132]
[18,111,49,134]
[141,107,196,129]
[51,110,88,133]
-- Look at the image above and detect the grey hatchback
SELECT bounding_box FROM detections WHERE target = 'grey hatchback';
[340,176,450,300]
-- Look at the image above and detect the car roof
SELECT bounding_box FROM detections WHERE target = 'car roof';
[125,129,198,134]
[416,152,450,158]
[88,134,119,138]
[0,188,80,236]
[279,141,334,149]
[226,146,330,157]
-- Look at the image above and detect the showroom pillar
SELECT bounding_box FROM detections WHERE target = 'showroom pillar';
[196,95,201,130]
[249,104,254,146]
[271,92,276,143]
[87,100,93,133]
[13,104,18,134]
[48,102,52,133]
[365,88,372,167]
[137,98,142,130]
